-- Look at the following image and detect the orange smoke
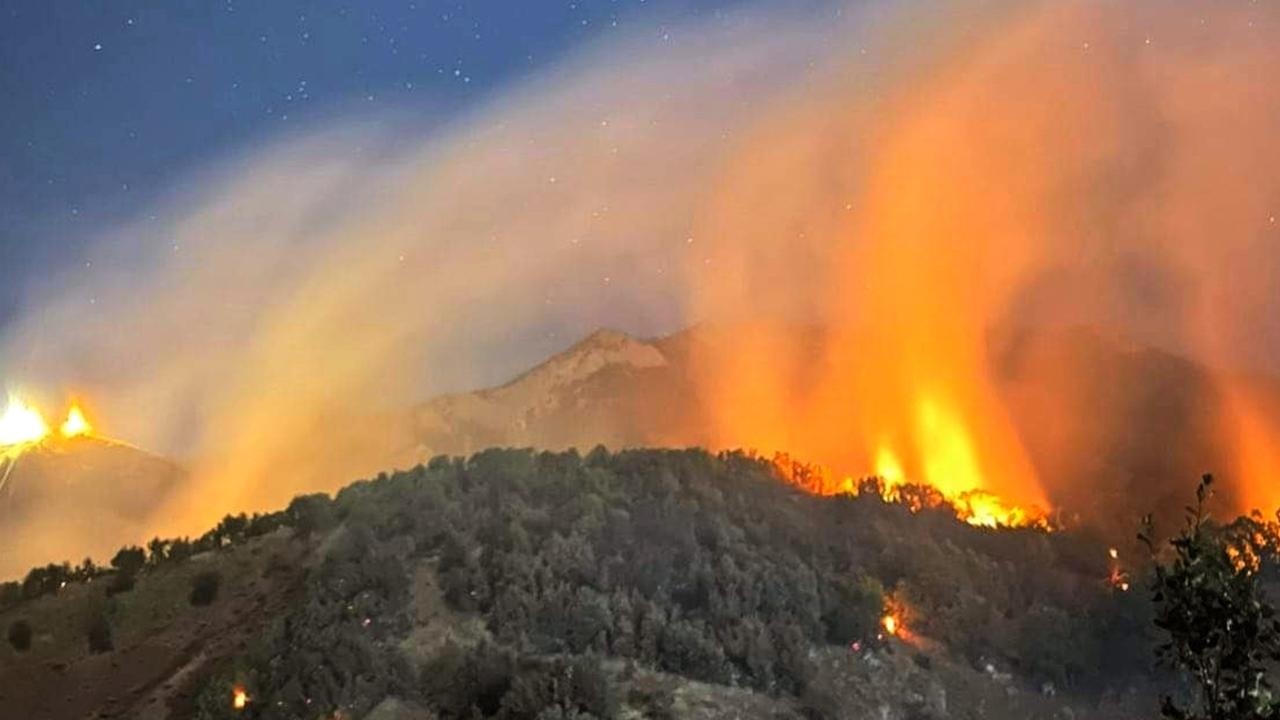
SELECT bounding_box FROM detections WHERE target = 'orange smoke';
[5,0,1280,565]
[686,1,1280,523]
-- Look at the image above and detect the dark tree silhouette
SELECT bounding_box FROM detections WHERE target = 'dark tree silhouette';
[1141,475,1280,720]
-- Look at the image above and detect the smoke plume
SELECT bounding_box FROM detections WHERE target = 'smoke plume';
[3,0,1280,569]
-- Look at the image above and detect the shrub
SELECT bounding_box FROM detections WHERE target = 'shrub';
[7,619,32,652]
[87,613,113,654]
[189,570,222,606]
[110,546,146,576]
[501,655,618,719]
[286,493,335,539]
[105,570,136,596]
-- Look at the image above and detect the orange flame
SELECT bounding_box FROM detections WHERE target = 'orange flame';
[232,686,249,710]
[770,452,1047,529]
[879,595,911,642]
[682,2,1280,530]
[881,613,899,637]
[60,404,92,439]
[0,397,100,452]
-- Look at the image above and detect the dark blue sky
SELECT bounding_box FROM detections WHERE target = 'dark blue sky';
[0,0,744,324]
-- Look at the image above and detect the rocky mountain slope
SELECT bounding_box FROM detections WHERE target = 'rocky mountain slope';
[412,328,708,456]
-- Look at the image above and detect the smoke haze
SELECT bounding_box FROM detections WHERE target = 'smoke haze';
[3,0,1280,569]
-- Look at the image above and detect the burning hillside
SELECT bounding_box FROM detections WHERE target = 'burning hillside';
[768,451,1049,530]
[0,396,183,579]
[1,397,96,490]
[406,325,1271,538]
[0,397,93,448]
[0,0,1278,567]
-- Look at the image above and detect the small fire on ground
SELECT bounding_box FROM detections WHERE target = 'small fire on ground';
[878,596,912,643]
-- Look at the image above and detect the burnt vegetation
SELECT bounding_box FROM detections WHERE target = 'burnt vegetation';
[3,447,1279,719]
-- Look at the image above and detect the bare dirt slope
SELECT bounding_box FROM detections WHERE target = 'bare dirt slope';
[0,531,308,720]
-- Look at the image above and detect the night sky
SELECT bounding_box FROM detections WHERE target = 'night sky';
[0,0,744,326]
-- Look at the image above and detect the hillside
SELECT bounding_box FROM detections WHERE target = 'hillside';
[410,324,1276,538]
[0,436,185,579]
[0,448,1171,719]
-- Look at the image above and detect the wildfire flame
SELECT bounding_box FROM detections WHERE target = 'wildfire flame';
[0,396,50,447]
[770,452,1048,530]
[232,686,249,710]
[881,613,899,637]
[0,396,96,449]
[60,404,92,439]
[879,595,910,642]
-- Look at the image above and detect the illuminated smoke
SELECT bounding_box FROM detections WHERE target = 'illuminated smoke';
[0,0,1278,566]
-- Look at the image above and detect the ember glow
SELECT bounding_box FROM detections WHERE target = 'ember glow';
[881,613,899,637]
[232,686,249,711]
[879,596,910,642]
[1106,548,1131,592]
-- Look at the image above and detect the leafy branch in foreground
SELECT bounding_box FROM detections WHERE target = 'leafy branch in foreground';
[1141,474,1280,720]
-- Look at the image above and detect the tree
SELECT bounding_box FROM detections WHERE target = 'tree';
[111,546,146,576]
[147,537,171,566]
[1140,475,1280,719]
[286,493,335,539]
[22,563,71,599]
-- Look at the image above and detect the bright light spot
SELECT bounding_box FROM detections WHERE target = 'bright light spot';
[60,404,92,439]
[232,687,249,710]
[0,397,49,446]
[881,613,899,636]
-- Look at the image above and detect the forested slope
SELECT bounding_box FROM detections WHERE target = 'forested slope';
[2,448,1174,719]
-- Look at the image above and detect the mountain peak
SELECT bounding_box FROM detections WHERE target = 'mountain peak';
[413,328,671,453]
[498,327,666,394]
[576,327,638,348]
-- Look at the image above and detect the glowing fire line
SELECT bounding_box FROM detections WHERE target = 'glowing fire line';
[770,451,1050,530]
